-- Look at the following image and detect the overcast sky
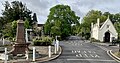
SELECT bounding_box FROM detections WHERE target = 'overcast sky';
[0,0,120,24]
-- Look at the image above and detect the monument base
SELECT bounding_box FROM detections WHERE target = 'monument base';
[10,43,30,56]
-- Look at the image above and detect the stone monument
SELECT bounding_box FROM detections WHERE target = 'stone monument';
[10,20,30,56]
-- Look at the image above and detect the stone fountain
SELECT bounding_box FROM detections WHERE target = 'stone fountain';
[10,19,30,56]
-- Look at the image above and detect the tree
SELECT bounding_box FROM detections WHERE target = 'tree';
[1,1,34,27]
[2,19,31,41]
[114,22,120,38]
[2,21,17,40]
[0,1,39,39]
[33,13,38,24]
[24,18,30,29]
[44,5,80,39]
[81,10,120,39]
[81,10,108,39]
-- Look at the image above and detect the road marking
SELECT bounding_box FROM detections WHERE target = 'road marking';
[79,54,82,57]
[84,51,87,53]
[97,45,108,51]
[76,55,79,57]
[88,51,91,53]
[95,55,100,58]
[81,44,83,45]
[90,54,94,57]
[72,50,74,53]
[67,59,115,62]
[84,54,88,57]
[78,51,80,53]
[93,51,96,53]
[74,51,76,53]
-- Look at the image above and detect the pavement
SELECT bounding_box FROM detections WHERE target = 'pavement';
[0,39,62,63]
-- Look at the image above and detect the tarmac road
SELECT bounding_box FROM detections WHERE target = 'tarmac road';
[45,36,118,63]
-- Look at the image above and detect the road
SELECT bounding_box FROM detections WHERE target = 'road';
[45,36,118,63]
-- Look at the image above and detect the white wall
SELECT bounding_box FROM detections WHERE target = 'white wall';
[91,18,118,42]
[92,24,99,40]
[99,19,118,42]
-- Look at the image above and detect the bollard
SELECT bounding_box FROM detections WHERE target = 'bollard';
[48,46,51,58]
[3,38,5,45]
[26,51,29,60]
[33,47,35,61]
[56,36,57,40]
[25,29,28,42]
[54,44,57,54]
[5,48,7,63]
[56,40,59,51]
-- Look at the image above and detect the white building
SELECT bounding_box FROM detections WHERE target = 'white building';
[91,16,118,42]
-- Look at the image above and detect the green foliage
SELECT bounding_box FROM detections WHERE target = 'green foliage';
[2,22,15,40]
[32,13,38,24]
[81,10,120,39]
[82,10,107,30]
[114,22,120,39]
[33,36,53,46]
[91,38,101,42]
[24,19,30,29]
[2,19,31,41]
[2,20,17,41]
[2,1,32,24]
[0,1,38,40]
[44,4,80,39]
[71,24,81,35]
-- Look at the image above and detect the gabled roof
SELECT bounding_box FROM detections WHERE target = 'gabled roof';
[99,22,104,27]
[100,16,111,30]
[38,24,44,27]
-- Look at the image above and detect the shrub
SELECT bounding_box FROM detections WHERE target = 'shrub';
[33,36,53,46]
[91,38,100,42]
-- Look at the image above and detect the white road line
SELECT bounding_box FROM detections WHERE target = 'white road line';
[79,54,82,57]
[72,50,74,53]
[78,50,80,53]
[90,54,94,57]
[67,59,115,62]
[84,54,88,57]
[95,55,100,58]
[84,51,87,53]
[93,51,96,53]
[76,55,79,57]
[88,51,91,53]
[74,44,77,45]
[74,51,76,53]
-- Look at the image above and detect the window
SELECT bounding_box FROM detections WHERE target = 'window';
[107,25,109,28]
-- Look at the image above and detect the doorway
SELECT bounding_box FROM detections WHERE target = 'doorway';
[104,32,110,42]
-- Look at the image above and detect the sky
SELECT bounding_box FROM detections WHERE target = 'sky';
[0,0,120,24]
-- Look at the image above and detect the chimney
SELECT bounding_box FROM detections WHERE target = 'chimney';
[97,18,100,27]
[91,23,93,28]
[91,23,93,37]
